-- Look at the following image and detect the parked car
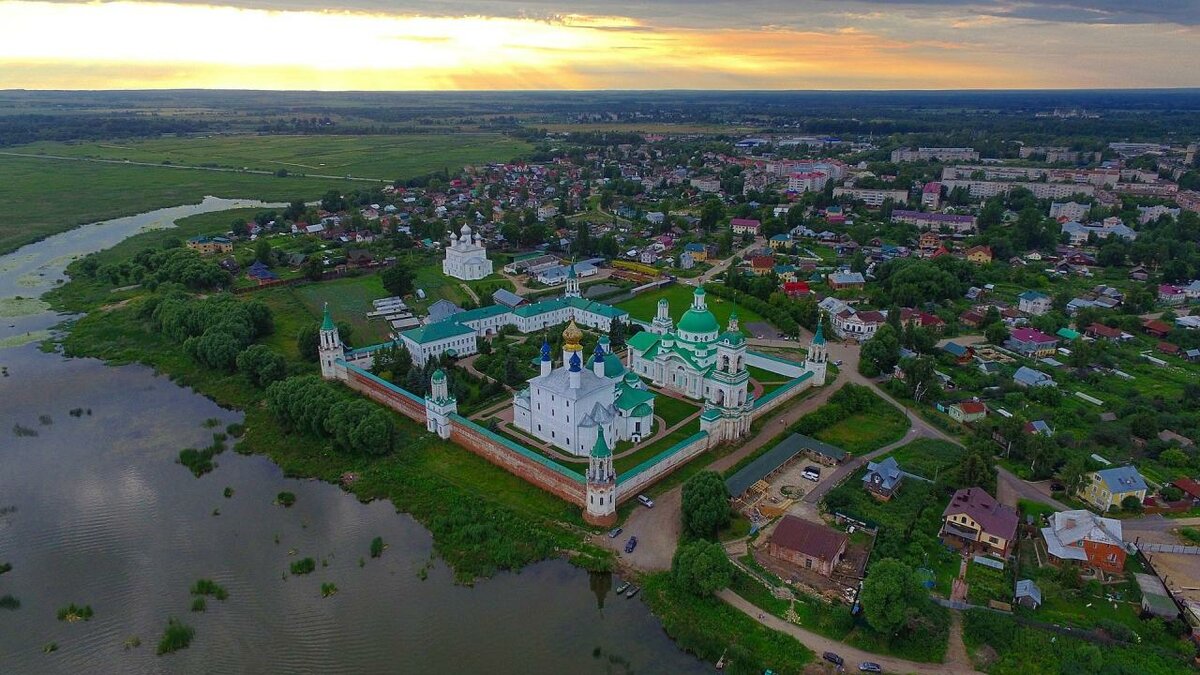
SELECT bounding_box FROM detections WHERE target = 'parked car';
[624,536,638,554]
[833,359,843,367]
[801,466,821,482]
[823,651,844,667]
[608,527,623,539]
[637,494,655,508]
[859,662,882,673]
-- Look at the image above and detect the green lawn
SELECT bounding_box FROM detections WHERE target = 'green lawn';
[614,420,701,474]
[813,408,908,454]
[0,154,359,256]
[293,273,393,345]
[616,284,764,331]
[13,133,529,181]
[653,394,701,427]
[884,439,964,481]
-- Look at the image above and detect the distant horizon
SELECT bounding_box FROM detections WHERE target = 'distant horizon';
[2,1,1198,90]
[5,87,1200,94]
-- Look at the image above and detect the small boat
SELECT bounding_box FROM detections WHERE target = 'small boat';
[615,581,631,595]
[625,585,640,598]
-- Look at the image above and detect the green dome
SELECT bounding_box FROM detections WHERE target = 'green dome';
[677,307,720,334]
[586,352,626,377]
[623,371,641,386]
[631,403,653,417]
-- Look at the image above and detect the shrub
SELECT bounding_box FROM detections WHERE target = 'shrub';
[56,603,94,622]
[276,491,296,507]
[0,595,20,610]
[321,582,338,598]
[190,579,228,601]
[191,597,207,612]
[290,558,316,575]
[156,618,195,655]
[370,536,385,558]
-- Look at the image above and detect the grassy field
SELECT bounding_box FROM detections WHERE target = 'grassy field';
[293,273,393,346]
[614,420,701,474]
[653,394,701,427]
[617,284,764,330]
[884,439,964,481]
[0,155,359,256]
[13,133,529,180]
[813,406,909,454]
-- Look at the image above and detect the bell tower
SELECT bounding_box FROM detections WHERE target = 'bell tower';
[425,369,457,439]
[564,263,581,299]
[652,297,672,334]
[584,428,617,527]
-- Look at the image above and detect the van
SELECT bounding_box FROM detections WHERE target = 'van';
[637,495,655,508]
[801,466,821,482]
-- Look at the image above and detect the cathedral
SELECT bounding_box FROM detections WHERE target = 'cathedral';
[442,223,493,280]
[512,321,656,457]
[626,285,753,440]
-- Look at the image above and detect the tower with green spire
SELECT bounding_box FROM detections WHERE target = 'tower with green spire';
[319,302,345,380]
[564,260,581,299]
[584,428,617,526]
[806,312,828,386]
[425,368,457,439]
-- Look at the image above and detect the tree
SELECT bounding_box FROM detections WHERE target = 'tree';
[254,240,274,266]
[236,345,288,387]
[381,264,415,298]
[681,471,730,540]
[1121,495,1143,513]
[296,323,320,361]
[671,540,732,597]
[985,322,1010,346]
[1159,447,1189,468]
[860,559,926,635]
[859,324,901,377]
[949,444,996,493]
[302,256,324,281]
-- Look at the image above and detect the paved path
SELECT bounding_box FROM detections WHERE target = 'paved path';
[719,590,981,674]
[995,467,1070,511]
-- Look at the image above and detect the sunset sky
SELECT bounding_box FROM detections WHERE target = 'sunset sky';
[2,0,1198,90]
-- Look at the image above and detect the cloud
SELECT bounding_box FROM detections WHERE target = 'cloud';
[816,0,1200,26]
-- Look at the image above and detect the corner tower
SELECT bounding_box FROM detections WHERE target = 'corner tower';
[806,313,828,386]
[425,369,457,439]
[564,263,581,299]
[319,303,345,380]
[584,428,617,527]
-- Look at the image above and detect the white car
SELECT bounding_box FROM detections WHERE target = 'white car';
[801,466,821,482]
[637,494,655,508]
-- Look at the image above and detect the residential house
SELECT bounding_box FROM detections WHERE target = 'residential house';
[731,218,761,236]
[766,515,848,577]
[683,242,709,262]
[940,487,1019,557]
[862,456,904,501]
[1006,328,1058,357]
[919,231,941,250]
[965,245,993,264]
[959,309,985,328]
[827,271,866,290]
[1041,510,1126,574]
[949,400,988,424]
[832,309,885,342]
[1024,420,1053,436]
[1018,291,1052,316]
[1013,366,1055,388]
[750,256,775,276]
[899,308,945,333]
[774,264,797,282]
[942,341,974,364]
[186,235,234,255]
[1157,430,1194,448]
[1159,284,1186,306]
[769,234,792,250]
[1143,319,1172,338]
[782,281,811,297]
[1172,478,1200,505]
[1079,466,1148,512]
[1085,323,1123,341]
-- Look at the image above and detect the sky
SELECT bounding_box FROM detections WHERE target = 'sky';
[1,0,1198,90]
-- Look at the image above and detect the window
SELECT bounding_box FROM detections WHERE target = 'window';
[805,558,812,569]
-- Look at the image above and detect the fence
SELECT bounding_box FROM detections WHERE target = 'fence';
[616,431,711,499]
[1138,542,1200,556]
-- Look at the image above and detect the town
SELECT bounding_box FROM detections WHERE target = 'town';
[7,89,1200,674]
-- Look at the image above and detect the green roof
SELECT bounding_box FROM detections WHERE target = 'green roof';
[1056,328,1080,340]
[432,368,446,381]
[719,331,745,345]
[615,385,654,411]
[724,432,844,497]
[321,303,335,331]
[512,298,567,318]
[628,331,661,352]
[566,297,627,319]
[631,403,653,417]
[677,307,719,334]
[400,320,476,345]
[700,408,722,421]
[453,304,512,323]
[587,351,626,377]
[591,428,611,458]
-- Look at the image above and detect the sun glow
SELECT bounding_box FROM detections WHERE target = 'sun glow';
[0,0,1175,90]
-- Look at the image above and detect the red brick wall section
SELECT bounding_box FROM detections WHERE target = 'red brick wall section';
[343,370,426,423]
[450,422,585,505]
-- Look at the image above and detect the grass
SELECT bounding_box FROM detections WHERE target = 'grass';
[616,284,765,332]
[1017,498,1059,523]
[321,582,339,598]
[0,595,19,610]
[56,603,94,622]
[641,573,813,675]
[965,563,1010,606]
[370,536,385,558]
[0,154,358,256]
[813,405,909,454]
[13,133,529,181]
[290,557,316,575]
[292,273,393,345]
[614,420,701,474]
[276,491,297,507]
[652,394,701,428]
[883,439,964,481]
[190,579,229,601]
[156,617,195,655]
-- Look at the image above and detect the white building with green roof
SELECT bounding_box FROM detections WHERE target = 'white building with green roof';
[628,286,753,442]
[513,324,655,457]
[398,320,478,366]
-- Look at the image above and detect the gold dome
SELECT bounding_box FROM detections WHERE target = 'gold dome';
[563,319,583,349]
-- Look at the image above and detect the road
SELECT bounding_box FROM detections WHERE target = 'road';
[0,150,390,183]
[720,590,981,674]
[994,466,1070,511]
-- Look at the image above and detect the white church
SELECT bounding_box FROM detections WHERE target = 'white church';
[513,321,656,457]
[442,223,493,280]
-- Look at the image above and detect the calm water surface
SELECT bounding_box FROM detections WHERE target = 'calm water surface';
[0,201,709,674]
